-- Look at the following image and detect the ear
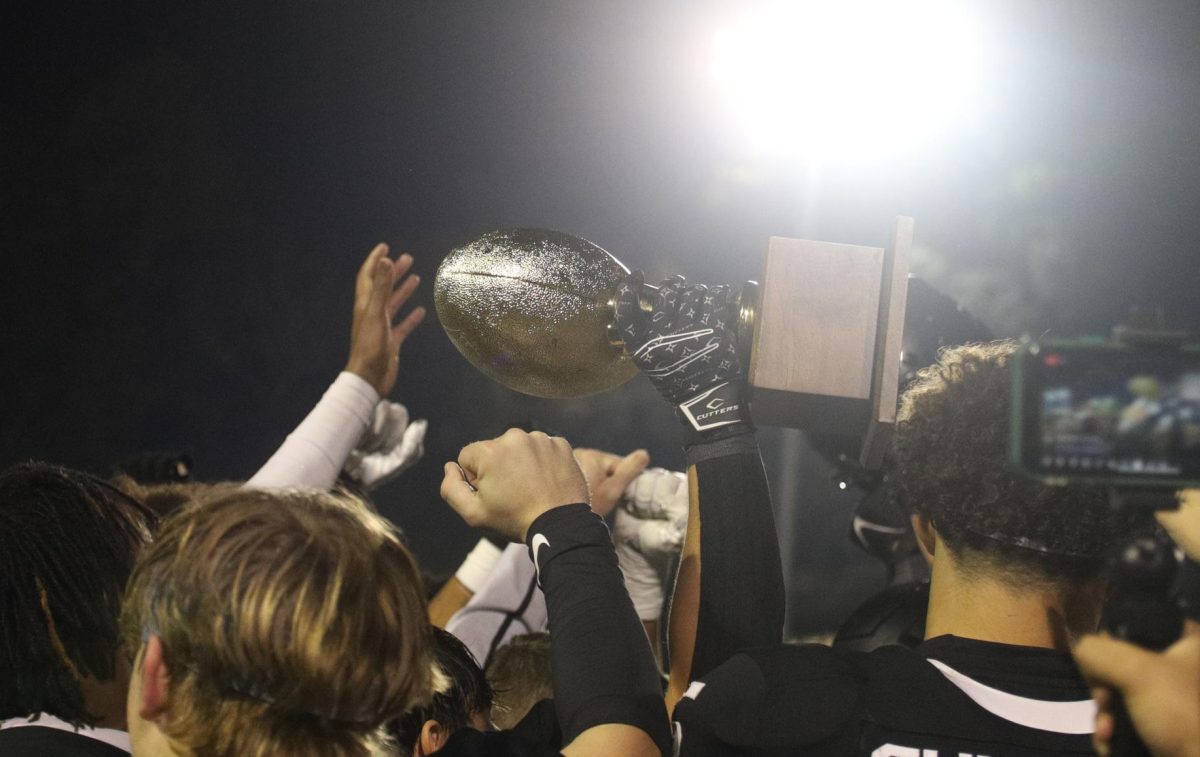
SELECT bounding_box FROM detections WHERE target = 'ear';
[137,635,171,720]
[417,720,448,755]
[911,514,937,564]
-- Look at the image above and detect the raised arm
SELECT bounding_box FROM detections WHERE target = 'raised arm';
[440,448,648,657]
[612,273,785,707]
[441,430,670,756]
[248,243,425,489]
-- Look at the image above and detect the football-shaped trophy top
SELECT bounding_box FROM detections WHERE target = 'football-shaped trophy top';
[434,228,639,398]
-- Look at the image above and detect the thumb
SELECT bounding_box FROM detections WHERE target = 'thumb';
[610,449,650,491]
[440,462,482,526]
[1073,634,1156,691]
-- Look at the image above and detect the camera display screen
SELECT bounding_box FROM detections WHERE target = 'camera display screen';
[1020,345,1200,482]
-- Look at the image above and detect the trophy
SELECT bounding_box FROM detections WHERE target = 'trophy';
[434,220,912,466]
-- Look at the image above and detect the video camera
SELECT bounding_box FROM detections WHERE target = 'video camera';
[1010,332,1200,491]
[1010,317,1197,757]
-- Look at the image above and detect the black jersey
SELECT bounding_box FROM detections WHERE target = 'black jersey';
[673,635,1096,756]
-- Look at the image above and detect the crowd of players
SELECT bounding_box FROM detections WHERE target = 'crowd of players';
[1,244,1198,757]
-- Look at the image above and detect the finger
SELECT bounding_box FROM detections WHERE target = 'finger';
[391,305,427,344]
[608,449,650,494]
[655,274,687,311]
[398,419,427,460]
[664,472,689,518]
[574,448,621,474]
[356,243,390,303]
[392,252,415,279]
[441,462,483,525]
[1157,489,1200,557]
[651,467,681,507]
[387,270,421,319]
[1073,634,1155,689]
[630,467,666,509]
[1094,711,1114,754]
[366,253,395,311]
[457,440,489,480]
[378,402,411,445]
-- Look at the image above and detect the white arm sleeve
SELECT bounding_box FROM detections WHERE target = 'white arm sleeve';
[445,542,548,667]
[246,372,380,490]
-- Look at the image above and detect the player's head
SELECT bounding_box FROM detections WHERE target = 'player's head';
[0,462,156,725]
[485,632,554,730]
[892,341,1129,590]
[390,627,493,755]
[121,487,434,757]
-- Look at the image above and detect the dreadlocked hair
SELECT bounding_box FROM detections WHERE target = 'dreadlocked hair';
[0,462,157,726]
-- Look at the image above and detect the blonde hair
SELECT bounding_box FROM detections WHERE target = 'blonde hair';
[121,488,434,757]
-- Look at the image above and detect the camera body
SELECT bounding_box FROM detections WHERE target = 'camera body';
[1010,338,1200,489]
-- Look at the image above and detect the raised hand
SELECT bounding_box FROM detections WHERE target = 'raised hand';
[1158,489,1200,561]
[440,429,590,542]
[613,271,749,438]
[345,243,426,397]
[1073,633,1200,757]
[573,447,650,517]
[342,401,427,489]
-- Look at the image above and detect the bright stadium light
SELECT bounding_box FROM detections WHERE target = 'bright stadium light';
[709,0,987,161]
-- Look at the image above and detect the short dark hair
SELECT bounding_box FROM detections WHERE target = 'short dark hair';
[0,462,157,725]
[892,341,1131,586]
[485,632,554,730]
[391,628,493,753]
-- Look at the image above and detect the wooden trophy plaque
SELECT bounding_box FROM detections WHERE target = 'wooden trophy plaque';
[747,216,913,468]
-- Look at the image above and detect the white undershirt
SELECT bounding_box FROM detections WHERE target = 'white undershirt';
[0,713,131,752]
[246,371,379,490]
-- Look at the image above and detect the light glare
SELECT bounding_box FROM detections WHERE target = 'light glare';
[710,1,986,161]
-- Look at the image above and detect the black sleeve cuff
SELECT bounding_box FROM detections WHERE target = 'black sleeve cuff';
[525,503,605,585]
[684,429,758,467]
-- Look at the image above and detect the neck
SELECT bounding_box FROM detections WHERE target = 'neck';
[80,676,129,732]
[923,545,1102,651]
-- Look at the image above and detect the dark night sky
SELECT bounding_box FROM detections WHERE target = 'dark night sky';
[4,0,1200,633]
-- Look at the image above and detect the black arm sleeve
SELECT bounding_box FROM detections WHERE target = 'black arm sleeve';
[526,504,672,755]
[686,433,786,681]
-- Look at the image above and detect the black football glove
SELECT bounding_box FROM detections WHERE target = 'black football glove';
[613,271,752,442]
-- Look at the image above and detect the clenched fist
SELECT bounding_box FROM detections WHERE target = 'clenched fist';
[441,429,590,542]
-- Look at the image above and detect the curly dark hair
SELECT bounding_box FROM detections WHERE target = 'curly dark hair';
[891,341,1131,586]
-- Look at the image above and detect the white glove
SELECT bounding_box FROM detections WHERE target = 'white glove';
[622,467,688,550]
[613,468,689,621]
[343,401,427,489]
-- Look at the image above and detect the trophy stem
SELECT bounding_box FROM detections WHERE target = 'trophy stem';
[736,280,759,358]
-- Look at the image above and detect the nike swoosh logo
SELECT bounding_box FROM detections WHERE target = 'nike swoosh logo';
[851,515,908,547]
[531,534,550,585]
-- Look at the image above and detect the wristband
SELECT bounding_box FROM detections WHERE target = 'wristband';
[454,538,504,594]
